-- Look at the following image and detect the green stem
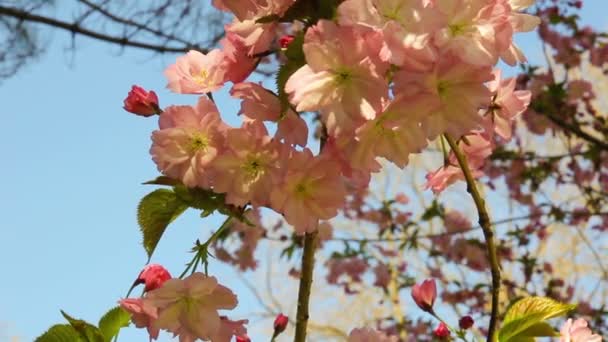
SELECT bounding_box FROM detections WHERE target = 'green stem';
[444,134,501,342]
[293,231,318,342]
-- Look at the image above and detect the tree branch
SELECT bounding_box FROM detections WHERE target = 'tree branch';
[444,134,501,342]
[0,5,204,54]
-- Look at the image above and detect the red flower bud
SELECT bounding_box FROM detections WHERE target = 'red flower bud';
[135,264,171,292]
[279,35,295,49]
[434,322,450,339]
[236,336,251,342]
[411,278,437,313]
[459,315,474,330]
[273,313,289,334]
[123,85,160,116]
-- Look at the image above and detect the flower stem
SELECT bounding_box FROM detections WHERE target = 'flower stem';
[444,134,501,342]
[293,231,318,342]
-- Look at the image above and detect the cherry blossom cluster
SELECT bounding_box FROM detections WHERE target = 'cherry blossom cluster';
[122,0,543,236]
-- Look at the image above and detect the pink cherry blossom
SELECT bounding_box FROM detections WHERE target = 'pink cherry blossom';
[151,98,227,188]
[220,33,257,84]
[165,49,227,94]
[337,0,440,71]
[285,20,389,137]
[145,273,238,342]
[119,298,160,340]
[231,82,307,147]
[444,211,472,233]
[212,121,280,207]
[348,327,398,342]
[209,317,249,342]
[394,55,493,140]
[487,69,531,139]
[270,148,347,234]
[560,318,602,342]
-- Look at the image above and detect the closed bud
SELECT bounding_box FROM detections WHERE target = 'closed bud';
[411,278,437,313]
[434,322,450,339]
[273,313,288,334]
[279,35,295,49]
[236,335,251,342]
[459,315,474,329]
[135,264,171,292]
[123,85,160,116]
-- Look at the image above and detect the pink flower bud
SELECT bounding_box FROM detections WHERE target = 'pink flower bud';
[273,313,288,334]
[434,322,450,339]
[279,35,295,49]
[459,316,474,329]
[236,336,251,342]
[123,85,160,116]
[411,278,437,313]
[135,264,171,292]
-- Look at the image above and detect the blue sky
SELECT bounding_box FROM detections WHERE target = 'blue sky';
[0,2,606,341]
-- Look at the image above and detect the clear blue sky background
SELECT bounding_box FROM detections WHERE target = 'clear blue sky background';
[0,2,606,341]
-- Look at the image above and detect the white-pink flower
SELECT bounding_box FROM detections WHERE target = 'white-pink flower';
[560,318,602,342]
[145,273,238,342]
[487,69,531,139]
[165,50,227,94]
[151,98,227,188]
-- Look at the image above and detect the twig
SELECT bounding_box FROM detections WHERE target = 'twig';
[0,5,201,54]
[444,134,501,342]
[293,231,318,342]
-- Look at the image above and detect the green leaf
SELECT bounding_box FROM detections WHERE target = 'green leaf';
[137,189,188,258]
[98,307,131,341]
[35,324,82,342]
[173,185,225,213]
[61,311,105,342]
[517,322,559,338]
[498,297,576,342]
[142,176,182,187]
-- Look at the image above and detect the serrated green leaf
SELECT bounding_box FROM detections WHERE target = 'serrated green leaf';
[35,324,82,342]
[137,189,188,258]
[174,185,224,213]
[499,297,576,341]
[98,307,131,341]
[61,311,105,342]
[276,60,305,116]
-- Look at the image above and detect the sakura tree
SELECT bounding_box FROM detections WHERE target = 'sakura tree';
[35,0,606,341]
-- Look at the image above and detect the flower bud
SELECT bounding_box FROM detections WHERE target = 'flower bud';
[411,278,437,313]
[273,313,288,335]
[236,336,251,342]
[123,85,160,116]
[434,322,450,339]
[279,35,295,49]
[459,315,474,329]
[135,264,171,292]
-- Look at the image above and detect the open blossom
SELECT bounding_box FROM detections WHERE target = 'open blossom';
[231,82,308,147]
[348,327,398,342]
[270,148,347,234]
[151,98,227,188]
[560,318,602,342]
[222,0,295,54]
[426,130,494,193]
[212,121,280,207]
[434,0,539,66]
[145,273,238,341]
[209,317,249,342]
[135,264,172,292]
[165,49,227,94]
[337,0,440,71]
[351,96,429,169]
[286,20,389,136]
[123,85,160,116]
[119,298,160,340]
[220,33,257,84]
[487,69,531,139]
[394,55,493,140]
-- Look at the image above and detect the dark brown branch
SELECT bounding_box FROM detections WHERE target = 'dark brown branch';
[0,5,205,54]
